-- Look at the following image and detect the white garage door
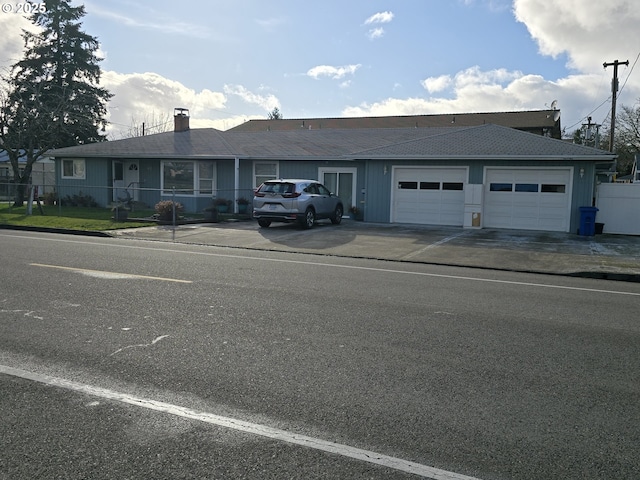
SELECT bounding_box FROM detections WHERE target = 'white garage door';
[484,168,572,231]
[392,168,466,225]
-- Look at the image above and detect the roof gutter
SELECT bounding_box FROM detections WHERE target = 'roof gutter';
[349,154,617,162]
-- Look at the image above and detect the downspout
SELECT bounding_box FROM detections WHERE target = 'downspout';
[234,157,240,214]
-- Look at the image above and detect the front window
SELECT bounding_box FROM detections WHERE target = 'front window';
[163,161,194,194]
[254,162,278,188]
[162,161,216,195]
[199,162,215,195]
[62,159,85,179]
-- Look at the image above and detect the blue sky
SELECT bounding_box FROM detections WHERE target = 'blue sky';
[1,0,639,137]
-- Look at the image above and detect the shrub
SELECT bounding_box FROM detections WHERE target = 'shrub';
[42,191,57,205]
[60,191,98,207]
[154,200,184,221]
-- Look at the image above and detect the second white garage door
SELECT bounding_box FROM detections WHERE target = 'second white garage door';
[392,167,466,225]
[483,168,572,231]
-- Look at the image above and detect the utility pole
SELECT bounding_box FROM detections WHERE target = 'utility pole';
[603,59,629,152]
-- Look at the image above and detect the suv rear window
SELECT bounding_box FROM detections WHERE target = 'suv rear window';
[259,182,295,194]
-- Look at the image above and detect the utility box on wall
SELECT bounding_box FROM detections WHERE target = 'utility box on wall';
[464,184,483,228]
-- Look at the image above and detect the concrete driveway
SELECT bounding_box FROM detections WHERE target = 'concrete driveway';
[110,219,640,281]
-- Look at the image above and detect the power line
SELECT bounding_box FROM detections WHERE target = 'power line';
[617,51,639,97]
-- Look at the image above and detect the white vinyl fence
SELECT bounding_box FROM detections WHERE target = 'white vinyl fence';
[596,183,640,235]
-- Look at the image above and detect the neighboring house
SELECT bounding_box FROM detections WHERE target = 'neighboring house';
[0,150,55,199]
[48,109,615,233]
[229,109,562,139]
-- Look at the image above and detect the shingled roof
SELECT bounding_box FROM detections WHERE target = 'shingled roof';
[49,128,236,159]
[49,124,612,161]
[227,109,562,138]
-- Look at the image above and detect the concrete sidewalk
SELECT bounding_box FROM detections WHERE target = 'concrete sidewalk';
[109,219,640,282]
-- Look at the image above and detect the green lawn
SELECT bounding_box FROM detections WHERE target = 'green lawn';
[0,203,158,231]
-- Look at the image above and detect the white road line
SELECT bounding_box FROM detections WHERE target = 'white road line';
[0,364,481,480]
[4,233,638,296]
[29,263,192,284]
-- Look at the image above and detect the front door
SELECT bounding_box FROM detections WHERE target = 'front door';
[113,161,139,202]
[319,168,357,214]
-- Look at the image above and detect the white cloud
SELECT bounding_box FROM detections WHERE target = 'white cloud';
[102,71,229,136]
[422,75,453,94]
[223,84,280,111]
[344,65,611,131]
[307,64,361,80]
[513,0,640,73]
[364,11,394,25]
[0,13,37,70]
[364,11,393,40]
[367,28,386,40]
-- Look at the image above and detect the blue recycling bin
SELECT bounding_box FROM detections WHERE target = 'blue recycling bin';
[578,206,598,236]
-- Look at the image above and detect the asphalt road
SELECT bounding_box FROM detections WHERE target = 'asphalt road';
[1,230,639,479]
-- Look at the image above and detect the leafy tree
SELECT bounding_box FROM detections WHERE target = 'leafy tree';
[0,0,112,205]
[268,107,282,120]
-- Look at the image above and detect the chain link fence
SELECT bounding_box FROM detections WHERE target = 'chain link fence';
[0,180,254,217]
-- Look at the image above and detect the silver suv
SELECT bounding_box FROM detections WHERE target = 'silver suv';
[253,179,344,228]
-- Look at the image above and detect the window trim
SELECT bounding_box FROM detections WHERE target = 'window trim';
[160,160,217,196]
[61,159,86,179]
[253,161,279,188]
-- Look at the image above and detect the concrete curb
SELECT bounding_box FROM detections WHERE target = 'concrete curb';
[3,223,639,283]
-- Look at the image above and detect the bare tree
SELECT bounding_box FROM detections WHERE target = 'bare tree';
[612,100,640,176]
[123,111,173,138]
[0,83,68,205]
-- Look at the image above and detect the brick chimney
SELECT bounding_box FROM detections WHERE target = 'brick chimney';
[174,107,190,132]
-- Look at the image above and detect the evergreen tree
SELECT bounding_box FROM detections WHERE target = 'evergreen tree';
[268,107,282,120]
[0,0,112,205]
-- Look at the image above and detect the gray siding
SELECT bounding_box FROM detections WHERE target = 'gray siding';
[56,157,110,207]
[364,160,392,222]
[569,162,596,233]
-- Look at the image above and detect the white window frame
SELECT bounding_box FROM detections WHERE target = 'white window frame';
[253,161,279,188]
[61,159,86,179]
[161,160,217,196]
[197,161,216,196]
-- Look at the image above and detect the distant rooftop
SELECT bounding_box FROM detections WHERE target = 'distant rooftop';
[227,110,562,139]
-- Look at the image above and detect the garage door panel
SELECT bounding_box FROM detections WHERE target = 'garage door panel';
[539,196,566,207]
[512,194,539,207]
[393,168,466,225]
[484,168,571,232]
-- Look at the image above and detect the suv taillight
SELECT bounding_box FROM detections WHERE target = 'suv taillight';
[282,192,301,198]
[254,192,265,197]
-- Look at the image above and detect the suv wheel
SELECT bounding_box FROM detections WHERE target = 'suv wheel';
[258,219,271,228]
[330,205,343,225]
[303,208,315,229]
